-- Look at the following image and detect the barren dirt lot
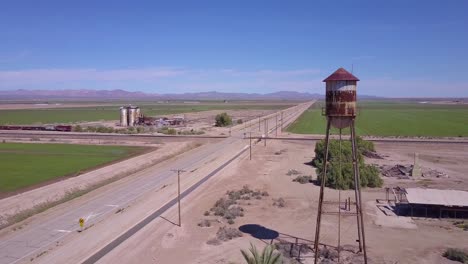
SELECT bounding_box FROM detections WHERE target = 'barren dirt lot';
[370,142,468,190]
[80,109,279,136]
[97,140,468,264]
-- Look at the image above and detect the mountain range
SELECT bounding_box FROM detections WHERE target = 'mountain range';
[0,89,380,100]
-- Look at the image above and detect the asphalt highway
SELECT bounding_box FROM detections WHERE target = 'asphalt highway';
[0,102,312,264]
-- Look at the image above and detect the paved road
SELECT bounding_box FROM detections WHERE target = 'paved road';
[0,102,313,264]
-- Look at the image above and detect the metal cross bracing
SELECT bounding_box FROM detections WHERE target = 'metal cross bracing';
[313,118,368,264]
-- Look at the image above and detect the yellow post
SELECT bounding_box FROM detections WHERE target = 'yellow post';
[79,218,85,231]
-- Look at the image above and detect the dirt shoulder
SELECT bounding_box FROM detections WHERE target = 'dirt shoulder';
[92,139,467,264]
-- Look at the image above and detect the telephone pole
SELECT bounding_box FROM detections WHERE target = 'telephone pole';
[281,111,283,132]
[171,169,186,226]
[249,131,252,160]
[275,114,278,137]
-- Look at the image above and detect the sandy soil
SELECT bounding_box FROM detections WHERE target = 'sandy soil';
[369,142,468,190]
[92,139,468,264]
[78,109,281,136]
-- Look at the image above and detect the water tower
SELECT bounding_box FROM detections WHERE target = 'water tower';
[313,68,368,264]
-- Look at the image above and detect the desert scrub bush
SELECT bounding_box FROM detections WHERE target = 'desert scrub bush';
[198,219,211,228]
[292,175,313,184]
[215,112,232,127]
[286,169,300,176]
[319,247,339,260]
[273,198,286,208]
[210,197,240,220]
[275,239,312,260]
[157,127,177,135]
[454,221,468,231]
[443,248,468,263]
[206,238,221,246]
[313,137,383,189]
[178,129,205,135]
[236,119,243,124]
[72,125,83,132]
[206,185,266,224]
[216,226,243,241]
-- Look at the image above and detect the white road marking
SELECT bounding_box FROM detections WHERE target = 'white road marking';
[55,229,72,233]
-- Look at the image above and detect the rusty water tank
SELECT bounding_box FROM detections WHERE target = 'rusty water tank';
[323,68,359,128]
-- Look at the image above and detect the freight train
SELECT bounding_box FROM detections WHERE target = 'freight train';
[0,125,72,132]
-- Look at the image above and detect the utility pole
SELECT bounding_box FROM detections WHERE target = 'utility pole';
[249,131,252,160]
[281,111,283,132]
[264,119,267,147]
[275,114,278,137]
[171,169,186,227]
[258,116,261,131]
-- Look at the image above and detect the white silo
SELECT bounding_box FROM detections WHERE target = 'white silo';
[128,107,136,127]
[120,107,128,127]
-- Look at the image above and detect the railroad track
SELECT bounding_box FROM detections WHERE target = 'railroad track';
[1,130,467,145]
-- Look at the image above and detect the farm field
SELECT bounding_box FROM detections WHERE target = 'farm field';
[0,143,148,194]
[0,103,294,125]
[287,101,468,137]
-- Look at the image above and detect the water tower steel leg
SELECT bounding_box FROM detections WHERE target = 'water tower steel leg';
[350,120,368,263]
[313,118,331,264]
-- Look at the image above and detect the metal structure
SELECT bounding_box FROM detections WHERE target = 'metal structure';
[0,125,72,132]
[128,107,136,127]
[119,107,128,127]
[313,68,368,264]
[135,107,141,121]
[171,169,186,227]
[120,106,141,127]
[391,187,468,219]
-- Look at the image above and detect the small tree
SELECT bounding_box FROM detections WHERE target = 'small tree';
[215,113,232,127]
[241,243,282,264]
[443,248,468,263]
[73,125,83,132]
[313,137,383,189]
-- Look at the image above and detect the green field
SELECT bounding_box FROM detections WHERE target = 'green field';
[0,103,293,125]
[0,143,147,193]
[287,101,468,137]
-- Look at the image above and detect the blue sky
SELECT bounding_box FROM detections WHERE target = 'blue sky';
[0,0,467,97]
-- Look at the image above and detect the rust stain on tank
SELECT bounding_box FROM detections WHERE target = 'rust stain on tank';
[326,90,356,116]
[326,90,356,102]
[323,68,359,118]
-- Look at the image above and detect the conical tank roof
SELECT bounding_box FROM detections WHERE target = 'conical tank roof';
[323,68,359,82]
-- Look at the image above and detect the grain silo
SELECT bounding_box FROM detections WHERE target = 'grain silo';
[120,107,128,127]
[135,107,141,123]
[313,68,368,264]
[128,107,136,126]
